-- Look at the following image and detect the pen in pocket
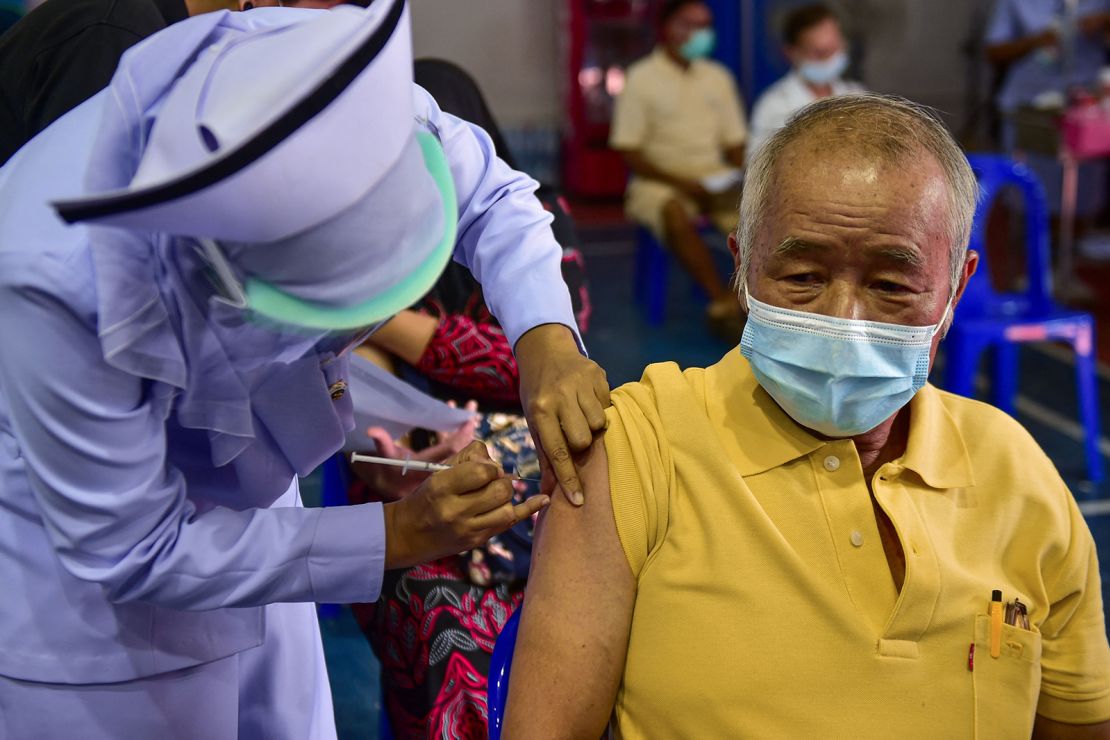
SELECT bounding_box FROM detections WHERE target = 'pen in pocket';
[989,590,1003,658]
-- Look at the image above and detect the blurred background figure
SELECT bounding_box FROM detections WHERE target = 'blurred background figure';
[610,0,749,342]
[0,1,20,35]
[0,0,222,165]
[747,2,865,162]
[984,0,1110,281]
[985,0,1110,117]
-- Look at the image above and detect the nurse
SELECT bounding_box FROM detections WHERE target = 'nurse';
[0,2,604,737]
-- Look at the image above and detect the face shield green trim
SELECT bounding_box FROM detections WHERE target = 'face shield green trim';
[200,130,458,332]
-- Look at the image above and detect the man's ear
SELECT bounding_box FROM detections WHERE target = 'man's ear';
[943,250,979,333]
[952,250,979,306]
[728,232,748,309]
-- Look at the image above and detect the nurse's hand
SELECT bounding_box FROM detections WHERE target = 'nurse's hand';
[382,441,550,569]
[515,323,610,507]
[354,401,479,501]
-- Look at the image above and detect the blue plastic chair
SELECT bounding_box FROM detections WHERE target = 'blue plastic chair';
[945,154,1103,481]
[633,226,671,326]
[486,606,522,740]
[633,224,713,326]
[316,454,350,620]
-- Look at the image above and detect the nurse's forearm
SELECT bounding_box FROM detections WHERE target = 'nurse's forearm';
[0,281,391,611]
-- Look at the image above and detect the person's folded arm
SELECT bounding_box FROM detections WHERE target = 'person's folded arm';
[503,438,635,739]
[0,278,385,610]
[1032,715,1110,738]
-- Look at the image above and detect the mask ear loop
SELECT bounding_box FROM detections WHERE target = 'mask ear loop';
[932,291,957,340]
[197,238,249,309]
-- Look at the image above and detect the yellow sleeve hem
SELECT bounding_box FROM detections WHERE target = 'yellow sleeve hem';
[1037,689,1110,725]
[604,406,649,578]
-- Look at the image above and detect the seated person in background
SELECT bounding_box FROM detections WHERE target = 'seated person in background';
[984,0,1110,275]
[610,0,748,340]
[506,94,1110,739]
[747,3,864,163]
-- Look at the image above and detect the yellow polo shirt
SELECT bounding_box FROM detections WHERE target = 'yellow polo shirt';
[604,349,1110,738]
[610,47,747,179]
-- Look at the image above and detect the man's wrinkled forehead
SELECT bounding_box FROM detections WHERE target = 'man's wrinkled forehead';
[761,136,952,248]
[771,133,948,212]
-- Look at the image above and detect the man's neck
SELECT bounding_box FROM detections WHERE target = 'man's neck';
[849,409,909,478]
[662,45,692,71]
[801,77,835,98]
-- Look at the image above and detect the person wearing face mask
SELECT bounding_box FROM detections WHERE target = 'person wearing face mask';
[747,3,864,167]
[503,94,1110,739]
[610,0,750,342]
[0,3,611,737]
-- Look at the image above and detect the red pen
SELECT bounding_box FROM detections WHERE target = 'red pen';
[967,643,975,672]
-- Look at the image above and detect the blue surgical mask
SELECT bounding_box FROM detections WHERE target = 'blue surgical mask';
[739,295,951,437]
[798,50,848,85]
[681,28,716,61]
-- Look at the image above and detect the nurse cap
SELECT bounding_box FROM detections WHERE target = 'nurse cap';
[52,0,457,330]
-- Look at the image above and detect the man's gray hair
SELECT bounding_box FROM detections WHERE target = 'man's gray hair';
[734,93,979,300]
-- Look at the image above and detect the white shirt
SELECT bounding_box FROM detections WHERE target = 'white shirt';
[747,71,865,165]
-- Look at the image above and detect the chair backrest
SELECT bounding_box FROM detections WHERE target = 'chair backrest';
[960,153,1054,315]
[486,607,522,740]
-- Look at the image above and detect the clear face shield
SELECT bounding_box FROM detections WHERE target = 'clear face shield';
[192,129,457,360]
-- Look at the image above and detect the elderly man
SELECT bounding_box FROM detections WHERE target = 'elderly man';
[0,3,607,737]
[505,94,1110,738]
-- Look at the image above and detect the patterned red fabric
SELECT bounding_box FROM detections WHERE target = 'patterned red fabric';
[351,557,523,739]
[414,313,520,405]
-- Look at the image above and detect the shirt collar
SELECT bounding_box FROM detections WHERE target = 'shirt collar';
[785,70,853,99]
[152,0,189,25]
[652,45,699,75]
[900,383,976,489]
[704,349,975,488]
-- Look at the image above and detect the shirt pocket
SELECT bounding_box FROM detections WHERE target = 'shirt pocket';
[971,614,1042,738]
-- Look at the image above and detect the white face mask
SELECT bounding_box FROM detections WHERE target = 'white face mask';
[739,295,952,437]
[798,50,848,85]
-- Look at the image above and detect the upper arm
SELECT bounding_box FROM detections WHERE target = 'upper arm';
[504,439,636,740]
[610,73,648,150]
[419,87,580,351]
[717,72,748,148]
[1036,486,1110,724]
